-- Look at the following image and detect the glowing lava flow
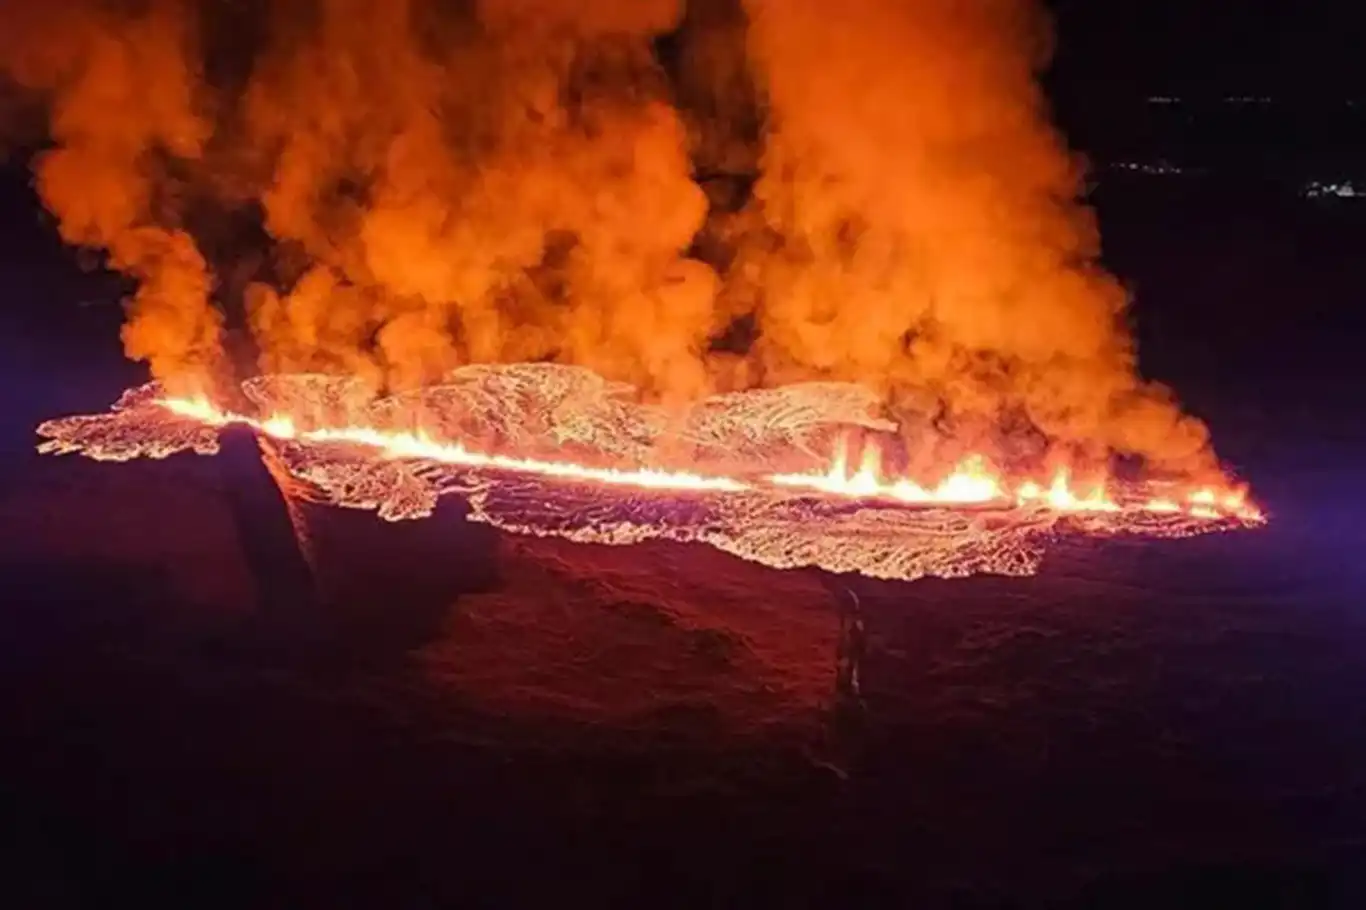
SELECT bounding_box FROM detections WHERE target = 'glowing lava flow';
[160,397,750,494]
[157,395,1262,524]
[771,444,1003,505]
[34,370,1269,582]
[768,429,1261,522]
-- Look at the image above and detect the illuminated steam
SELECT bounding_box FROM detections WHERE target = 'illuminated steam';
[0,1,220,391]
[3,0,1217,474]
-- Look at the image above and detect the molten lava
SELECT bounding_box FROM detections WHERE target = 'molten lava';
[35,367,1264,582]
[161,396,751,494]
[153,393,1260,523]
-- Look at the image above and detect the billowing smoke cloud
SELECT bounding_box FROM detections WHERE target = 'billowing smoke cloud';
[239,0,720,403]
[1,0,1215,473]
[727,0,1210,472]
[0,1,220,393]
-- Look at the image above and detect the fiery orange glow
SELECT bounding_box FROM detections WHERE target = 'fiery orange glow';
[155,395,1261,524]
[3,0,1231,480]
[771,444,1002,505]
[772,444,1259,521]
[162,397,750,493]
[34,370,1266,582]
[10,1,1269,584]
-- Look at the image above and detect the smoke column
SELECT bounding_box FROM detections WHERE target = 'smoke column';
[237,0,719,402]
[0,1,220,393]
[2,0,1216,474]
[727,0,1210,472]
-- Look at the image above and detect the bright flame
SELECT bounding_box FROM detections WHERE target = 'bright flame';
[770,444,1002,506]
[163,396,232,426]
[1014,468,1121,512]
[157,396,1264,523]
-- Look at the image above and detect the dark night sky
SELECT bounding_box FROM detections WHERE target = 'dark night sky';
[1049,1,1360,100]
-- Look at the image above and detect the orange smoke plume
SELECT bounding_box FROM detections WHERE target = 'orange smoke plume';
[731,0,1213,473]
[0,0,220,393]
[3,0,1220,477]
[238,0,716,400]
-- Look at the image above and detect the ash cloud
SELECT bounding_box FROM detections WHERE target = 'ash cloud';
[1,0,1214,473]
[0,1,220,391]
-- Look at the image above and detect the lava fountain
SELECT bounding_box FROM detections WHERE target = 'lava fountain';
[36,365,1263,582]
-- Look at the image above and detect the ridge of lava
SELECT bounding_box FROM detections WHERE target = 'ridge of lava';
[34,369,1264,583]
[38,368,1263,524]
[167,394,1260,522]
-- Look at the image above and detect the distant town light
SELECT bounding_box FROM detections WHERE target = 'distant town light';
[1303,181,1363,200]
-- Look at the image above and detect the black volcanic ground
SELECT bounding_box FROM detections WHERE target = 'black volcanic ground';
[3,150,1366,905]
